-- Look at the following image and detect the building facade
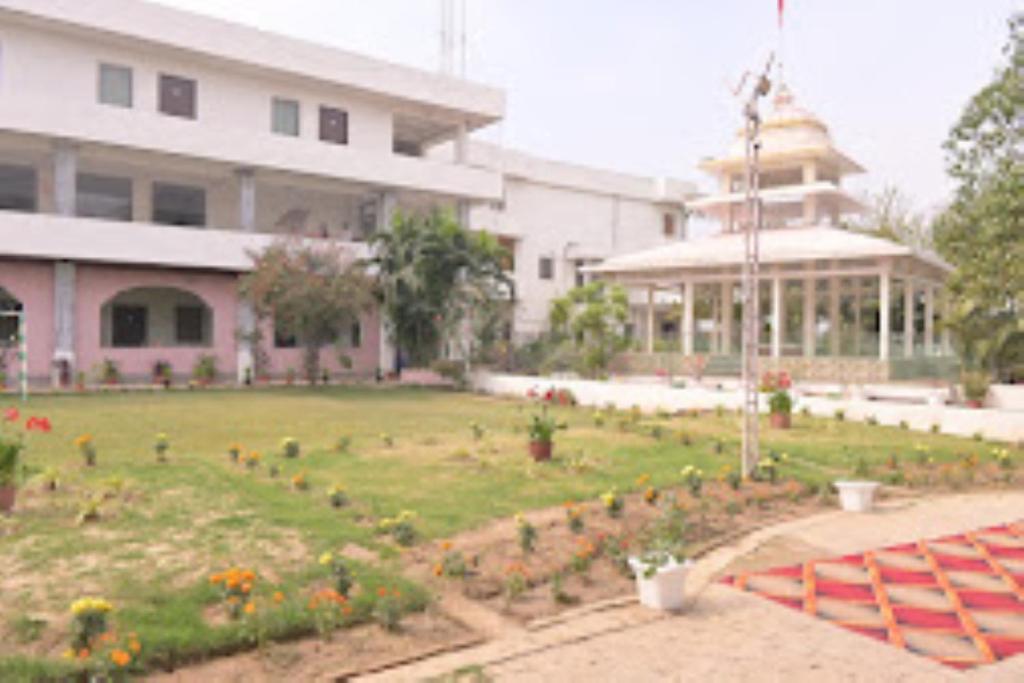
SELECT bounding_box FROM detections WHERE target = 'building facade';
[0,0,506,386]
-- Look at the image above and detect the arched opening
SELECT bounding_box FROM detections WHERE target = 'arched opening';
[100,287,213,348]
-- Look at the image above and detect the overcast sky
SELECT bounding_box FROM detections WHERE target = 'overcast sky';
[156,0,1017,213]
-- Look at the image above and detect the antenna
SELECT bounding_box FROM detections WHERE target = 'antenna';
[737,52,774,477]
[439,0,467,77]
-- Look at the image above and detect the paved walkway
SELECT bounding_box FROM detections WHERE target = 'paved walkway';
[360,491,1024,682]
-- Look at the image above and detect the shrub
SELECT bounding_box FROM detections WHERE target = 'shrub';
[281,437,300,459]
[69,597,114,651]
[372,587,404,631]
[97,359,119,385]
[243,451,261,470]
[527,408,566,444]
[291,472,309,491]
[335,435,352,453]
[318,552,354,597]
[564,502,584,534]
[899,420,909,430]
[431,359,467,387]
[469,422,485,441]
[153,433,169,462]
[227,443,242,463]
[962,371,990,403]
[433,542,468,579]
[866,415,878,426]
[208,568,257,620]
[600,489,623,518]
[327,484,348,508]
[378,511,417,546]
[516,514,537,553]
[680,465,704,496]
[503,564,529,605]
[834,408,846,422]
[75,434,97,466]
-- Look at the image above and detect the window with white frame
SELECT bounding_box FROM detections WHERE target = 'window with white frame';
[98,64,133,108]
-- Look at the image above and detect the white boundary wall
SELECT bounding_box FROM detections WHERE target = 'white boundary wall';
[473,373,1024,444]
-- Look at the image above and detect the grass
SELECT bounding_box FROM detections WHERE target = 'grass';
[0,385,1004,673]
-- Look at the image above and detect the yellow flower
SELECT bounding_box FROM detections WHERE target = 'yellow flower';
[319,552,334,566]
[70,597,113,615]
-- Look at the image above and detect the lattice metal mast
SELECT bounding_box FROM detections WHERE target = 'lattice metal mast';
[738,55,773,476]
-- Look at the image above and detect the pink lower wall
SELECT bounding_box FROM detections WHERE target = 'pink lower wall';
[0,258,380,385]
[261,308,380,379]
[0,259,55,383]
[75,264,241,382]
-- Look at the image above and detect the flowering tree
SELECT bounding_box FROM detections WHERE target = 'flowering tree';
[240,241,374,384]
[548,282,630,378]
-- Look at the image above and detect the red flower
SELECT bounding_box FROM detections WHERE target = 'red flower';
[778,372,792,389]
[26,416,52,433]
[526,388,537,399]
[543,389,554,402]
[3,407,18,422]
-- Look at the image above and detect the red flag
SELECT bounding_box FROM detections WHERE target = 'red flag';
[778,0,785,28]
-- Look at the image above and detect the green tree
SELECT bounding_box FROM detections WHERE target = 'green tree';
[850,185,931,250]
[240,241,374,383]
[371,210,512,369]
[933,13,1024,380]
[549,282,630,378]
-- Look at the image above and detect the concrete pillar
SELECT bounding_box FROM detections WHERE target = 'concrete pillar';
[132,176,151,223]
[721,280,732,355]
[236,300,256,384]
[924,285,935,356]
[53,142,77,217]
[52,261,76,386]
[456,200,470,229]
[454,122,469,164]
[879,271,891,361]
[803,276,815,357]
[829,276,840,356]
[941,292,952,356]
[645,286,656,355]
[378,191,398,374]
[903,279,914,358]
[683,282,695,356]
[237,169,256,232]
[771,276,783,358]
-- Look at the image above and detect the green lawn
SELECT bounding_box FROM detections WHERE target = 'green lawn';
[0,386,1004,677]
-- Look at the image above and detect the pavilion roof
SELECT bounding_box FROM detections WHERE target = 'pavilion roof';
[585,226,952,278]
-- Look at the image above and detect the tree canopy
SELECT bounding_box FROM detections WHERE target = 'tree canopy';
[240,241,374,383]
[371,210,512,368]
[548,281,630,378]
[933,13,1023,379]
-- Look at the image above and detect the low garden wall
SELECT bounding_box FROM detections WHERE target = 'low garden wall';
[472,372,1024,444]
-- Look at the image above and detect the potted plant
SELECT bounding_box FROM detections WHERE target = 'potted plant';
[98,358,119,386]
[153,360,172,389]
[527,408,565,462]
[192,355,217,387]
[762,371,792,429]
[834,457,880,512]
[962,371,989,409]
[628,497,691,611]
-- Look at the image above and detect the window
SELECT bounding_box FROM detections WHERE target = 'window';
[159,74,196,119]
[174,306,204,345]
[0,294,20,346]
[98,64,132,107]
[271,97,300,136]
[77,173,132,221]
[349,320,361,349]
[663,212,676,237]
[538,256,554,281]
[112,305,147,347]
[152,183,206,227]
[0,164,37,212]
[574,260,587,288]
[319,106,348,145]
[497,236,515,272]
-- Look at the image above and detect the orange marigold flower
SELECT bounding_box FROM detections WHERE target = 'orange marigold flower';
[440,540,452,552]
[78,648,90,660]
[273,591,284,604]
[240,582,252,594]
[227,596,240,605]
[128,639,141,654]
[343,604,353,616]
[377,587,389,598]
[241,570,256,582]
[110,649,131,667]
[308,598,319,610]
[433,563,443,577]
[393,589,401,598]
[244,602,256,615]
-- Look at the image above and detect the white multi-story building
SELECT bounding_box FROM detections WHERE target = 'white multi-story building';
[0,0,692,386]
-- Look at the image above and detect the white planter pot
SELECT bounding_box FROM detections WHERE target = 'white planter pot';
[834,480,880,512]
[628,556,692,611]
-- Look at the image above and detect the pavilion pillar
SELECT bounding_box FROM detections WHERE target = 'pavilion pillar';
[853,279,862,355]
[236,301,256,384]
[903,279,915,358]
[879,271,891,361]
[645,286,655,355]
[771,276,782,358]
[52,261,76,387]
[803,276,815,357]
[683,281,694,356]
[829,276,840,356]
[721,280,732,355]
[924,285,935,356]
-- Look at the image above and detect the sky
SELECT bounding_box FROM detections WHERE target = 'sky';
[155,0,1018,215]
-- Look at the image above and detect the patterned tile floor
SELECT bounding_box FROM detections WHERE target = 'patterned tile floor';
[724,521,1024,669]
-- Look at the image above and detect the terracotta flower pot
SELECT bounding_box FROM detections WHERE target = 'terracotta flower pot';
[529,440,553,462]
[966,399,983,409]
[769,412,791,429]
[0,485,16,514]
